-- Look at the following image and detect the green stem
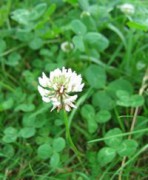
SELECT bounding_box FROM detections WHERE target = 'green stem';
[62,110,83,160]
[0,81,15,92]
[114,108,125,132]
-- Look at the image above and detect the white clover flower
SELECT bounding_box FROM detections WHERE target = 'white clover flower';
[80,11,91,18]
[118,3,135,15]
[38,67,84,112]
[61,41,74,52]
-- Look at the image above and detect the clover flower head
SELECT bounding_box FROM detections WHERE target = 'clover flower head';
[118,3,135,15]
[80,11,91,18]
[38,67,84,112]
[61,41,74,52]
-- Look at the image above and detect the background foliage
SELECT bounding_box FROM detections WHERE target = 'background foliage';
[0,0,148,179]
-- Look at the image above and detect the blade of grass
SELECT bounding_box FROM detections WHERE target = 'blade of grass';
[88,128,148,143]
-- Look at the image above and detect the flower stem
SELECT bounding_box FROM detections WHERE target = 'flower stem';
[62,110,83,161]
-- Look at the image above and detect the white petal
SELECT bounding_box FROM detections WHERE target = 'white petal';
[38,77,46,87]
[62,67,67,74]
[70,95,78,101]
[53,101,61,106]
[42,97,51,103]
[76,83,84,92]
[38,72,50,87]
[65,105,71,112]
[42,72,48,79]
[51,106,56,112]
[51,100,61,112]
[38,86,49,96]
[63,95,77,111]
[69,103,77,109]
[50,68,62,82]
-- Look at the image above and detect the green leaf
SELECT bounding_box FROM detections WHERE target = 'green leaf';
[81,104,98,133]
[72,35,85,52]
[54,119,63,126]
[23,114,35,127]
[33,115,48,128]
[116,90,131,107]
[53,137,66,152]
[63,0,77,5]
[29,37,44,50]
[130,95,144,107]
[15,31,33,42]
[50,152,60,168]
[44,4,56,17]
[127,21,148,31]
[84,32,109,51]
[95,110,111,123]
[116,91,144,107]
[15,103,35,112]
[0,98,14,111]
[88,5,110,18]
[11,9,31,25]
[6,52,21,66]
[40,48,52,57]
[12,87,26,104]
[0,39,6,53]
[19,127,36,138]
[108,78,133,95]
[37,144,52,160]
[92,91,116,110]
[11,3,47,25]
[97,147,116,167]
[104,128,123,148]
[0,174,5,179]
[3,127,18,143]
[85,65,106,89]
[29,3,47,21]
[70,19,87,35]
[36,136,51,145]
[81,104,95,120]
[2,145,15,158]
[117,139,138,157]
[78,0,89,10]
[22,70,36,84]
[116,90,130,99]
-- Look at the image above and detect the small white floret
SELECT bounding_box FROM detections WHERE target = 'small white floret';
[118,3,135,15]
[61,42,74,52]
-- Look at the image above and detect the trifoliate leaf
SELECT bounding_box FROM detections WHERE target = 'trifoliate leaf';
[84,32,109,51]
[95,110,111,123]
[85,65,106,89]
[92,91,115,110]
[104,128,123,148]
[50,152,60,168]
[117,139,138,157]
[3,127,18,143]
[53,137,66,152]
[37,144,52,160]
[19,127,36,138]
[70,19,87,35]
[97,147,116,167]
